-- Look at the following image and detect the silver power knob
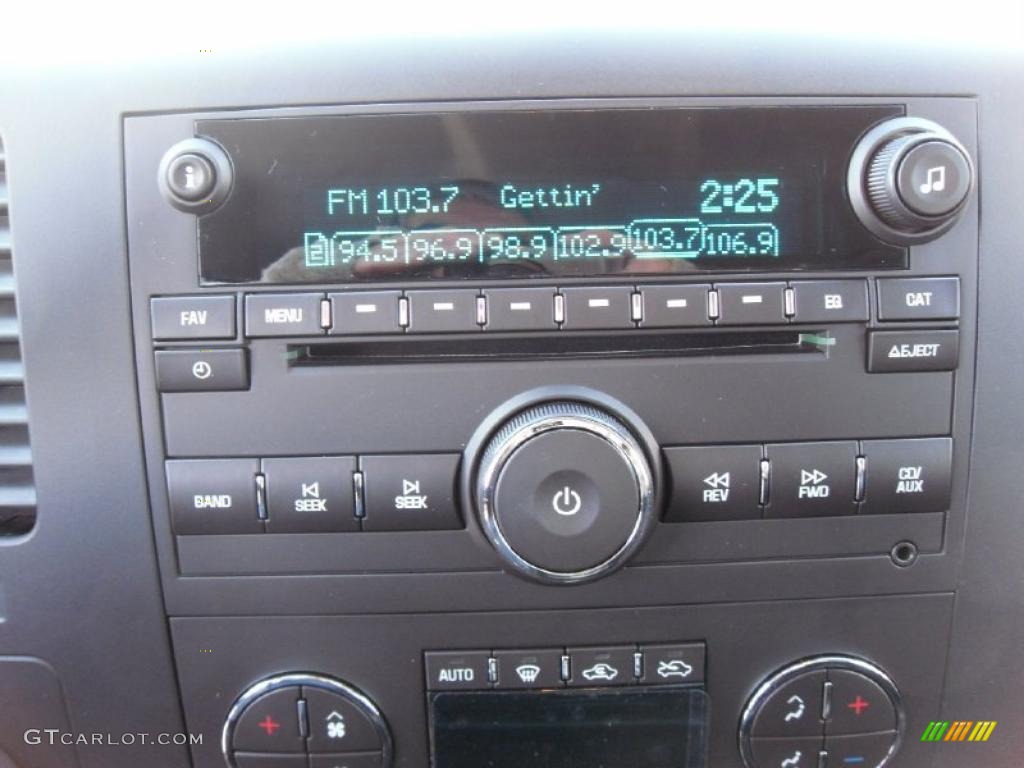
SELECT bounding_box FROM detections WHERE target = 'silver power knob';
[474,401,657,585]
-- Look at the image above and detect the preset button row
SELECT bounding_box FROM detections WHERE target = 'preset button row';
[167,454,460,535]
[664,437,952,522]
[149,277,959,340]
[425,642,705,692]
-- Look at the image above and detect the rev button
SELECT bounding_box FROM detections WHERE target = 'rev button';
[664,445,762,522]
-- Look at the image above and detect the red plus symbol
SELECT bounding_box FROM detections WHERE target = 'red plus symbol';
[848,695,870,716]
[258,715,281,735]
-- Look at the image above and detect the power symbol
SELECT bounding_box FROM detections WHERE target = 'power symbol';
[552,486,582,516]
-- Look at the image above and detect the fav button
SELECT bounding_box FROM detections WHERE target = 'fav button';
[640,643,705,685]
[826,671,898,735]
[303,687,383,753]
[877,277,960,321]
[360,454,462,531]
[860,438,952,515]
[166,459,260,535]
[567,646,636,687]
[751,671,826,738]
[867,330,959,372]
[425,651,492,691]
[749,737,822,768]
[663,444,763,522]
[233,687,304,753]
[245,293,325,337]
[493,648,564,689]
[765,442,859,518]
[262,457,358,533]
[150,295,235,340]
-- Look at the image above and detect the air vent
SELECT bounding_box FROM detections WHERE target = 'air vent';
[0,138,36,535]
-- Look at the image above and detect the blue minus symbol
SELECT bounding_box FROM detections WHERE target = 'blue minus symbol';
[844,758,865,765]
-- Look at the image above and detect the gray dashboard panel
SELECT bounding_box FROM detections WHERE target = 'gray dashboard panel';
[0,26,1019,768]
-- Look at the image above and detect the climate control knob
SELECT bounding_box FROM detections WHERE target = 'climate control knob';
[848,117,974,244]
[474,400,657,585]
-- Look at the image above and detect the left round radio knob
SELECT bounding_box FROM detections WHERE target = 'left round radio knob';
[158,137,234,213]
[221,673,392,768]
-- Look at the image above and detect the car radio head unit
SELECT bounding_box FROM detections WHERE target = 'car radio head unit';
[192,105,912,284]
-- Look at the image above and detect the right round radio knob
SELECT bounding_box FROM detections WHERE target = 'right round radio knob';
[848,117,974,245]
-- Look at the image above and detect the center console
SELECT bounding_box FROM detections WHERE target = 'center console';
[123,96,978,768]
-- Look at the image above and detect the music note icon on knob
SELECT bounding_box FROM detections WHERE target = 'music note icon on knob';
[919,165,946,195]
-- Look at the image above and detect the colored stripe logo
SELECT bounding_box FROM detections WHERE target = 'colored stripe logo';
[922,721,996,742]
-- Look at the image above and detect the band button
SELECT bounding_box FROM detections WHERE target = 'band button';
[166,458,261,535]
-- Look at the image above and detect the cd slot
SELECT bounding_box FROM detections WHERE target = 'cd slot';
[292,329,828,366]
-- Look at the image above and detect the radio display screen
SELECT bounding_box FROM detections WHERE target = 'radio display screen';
[196,105,906,284]
[430,687,709,768]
